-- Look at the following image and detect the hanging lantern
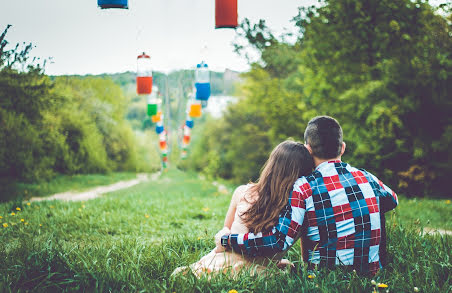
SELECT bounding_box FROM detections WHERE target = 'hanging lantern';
[183,135,191,145]
[159,140,167,150]
[98,0,128,9]
[186,119,194,128]
[137,53,153,95]
[151,111,162,123]
[195,63,211,101]
[159,131,167,141]
[189,102,202,118]
[147,87,160,117]
[183,125,191,136]
[162,156,168,163]
[156,123,164,134]
[215,0,238,29]
[181,150,187,159]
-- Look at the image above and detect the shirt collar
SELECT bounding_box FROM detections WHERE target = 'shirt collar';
[315,160,342,171]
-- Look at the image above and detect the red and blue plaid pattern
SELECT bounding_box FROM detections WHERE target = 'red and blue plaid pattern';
[229,160,398,275]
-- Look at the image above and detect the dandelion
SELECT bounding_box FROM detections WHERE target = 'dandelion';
[3,223,8,228]
[0,216,2,219]
[24,222,28,225]
[308,274,316,279]
[446,200,451,204]
[16,207,21,211]
[10,212,15,216]
[202,207,210,212]
[20,219,24,222]
[50,205,54,209]
[378,283,388,288]
[197,236,202,240]
[82,205,86,209]
[145,214,150,218]
[228,290,238,293]
[26,202,31,206]
[39,224,42,227]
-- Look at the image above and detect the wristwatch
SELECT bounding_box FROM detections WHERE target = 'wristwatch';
[221,234,230,249]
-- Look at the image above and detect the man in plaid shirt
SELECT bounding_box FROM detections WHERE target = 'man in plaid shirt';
[217,116,398,274]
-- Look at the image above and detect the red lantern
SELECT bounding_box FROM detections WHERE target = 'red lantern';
[137,53,153,95]
[215,0,238,29]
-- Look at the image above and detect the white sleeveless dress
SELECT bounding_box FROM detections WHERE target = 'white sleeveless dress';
[173,184,285,277]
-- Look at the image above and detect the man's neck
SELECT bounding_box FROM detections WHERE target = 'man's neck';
[313,156,342,168]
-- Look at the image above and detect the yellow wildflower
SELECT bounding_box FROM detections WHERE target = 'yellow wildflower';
[228,290,238,293]
[20,219,24,222]
[39,224,42,227]
[446,200,451,204]
[50,205,54,209]
[24,222,28,225]
[0,216,2,219]
[78,208,82,212]
[82,205,86,209]
[197,236,202,240]
[308,274,316,279]
[26,202,31,206]
[145,214,150,218]
[378,283,388,288]
[10,212,15,216]
[16,207,21,211]
[202,207,210,212]
[3,223,8,228]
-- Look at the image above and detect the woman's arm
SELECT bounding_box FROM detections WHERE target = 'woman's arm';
[215,185,247,249]
[223,185,246,229]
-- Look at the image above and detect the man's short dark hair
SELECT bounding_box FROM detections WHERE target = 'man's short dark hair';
[304,116,343,159]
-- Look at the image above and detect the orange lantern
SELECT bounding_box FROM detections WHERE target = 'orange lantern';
[189,103,202,118]
[183,135,191,144]
[159,140,167,150]
[215,0,238,29]
[151,111,162,123]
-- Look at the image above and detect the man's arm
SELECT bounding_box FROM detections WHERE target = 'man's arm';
[369,173,398,213]
[220,178,309,257]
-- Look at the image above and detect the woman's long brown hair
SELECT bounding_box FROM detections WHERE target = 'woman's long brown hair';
[241,140,314,233]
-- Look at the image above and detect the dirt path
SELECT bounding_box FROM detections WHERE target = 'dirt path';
[423,227,452,236]
[29,173,159,202]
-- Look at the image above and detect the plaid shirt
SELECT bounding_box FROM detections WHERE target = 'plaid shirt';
[229,160,398,274]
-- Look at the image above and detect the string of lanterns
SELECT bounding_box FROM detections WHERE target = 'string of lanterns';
[180,61,211,159]
[136,53,169,169]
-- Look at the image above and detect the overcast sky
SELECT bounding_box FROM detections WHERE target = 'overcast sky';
[1,0,317,75]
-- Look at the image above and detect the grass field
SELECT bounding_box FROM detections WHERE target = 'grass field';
[0,169,450,292]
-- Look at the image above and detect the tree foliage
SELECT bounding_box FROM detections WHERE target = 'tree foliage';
[0,26,157,200]
[191,0,452,197]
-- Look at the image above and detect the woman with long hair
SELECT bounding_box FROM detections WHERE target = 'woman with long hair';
[172,140,314,277]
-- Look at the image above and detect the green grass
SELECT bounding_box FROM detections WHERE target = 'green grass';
[395,196,452,230]
[0,172,138,203]
[0,168,450,292]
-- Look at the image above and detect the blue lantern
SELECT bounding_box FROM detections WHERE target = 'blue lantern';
[156,123,164,134]
[98,0,128,9]
[195,63,211,101]
[186,119,194,128]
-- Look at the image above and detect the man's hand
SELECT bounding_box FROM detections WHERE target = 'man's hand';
[214,227,230,253]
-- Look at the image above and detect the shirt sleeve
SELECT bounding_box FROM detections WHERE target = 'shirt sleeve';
[228,178,309,257]
[368,173,398,213]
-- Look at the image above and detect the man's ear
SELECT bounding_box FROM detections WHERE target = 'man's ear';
[305,144,313,155]
[340,142,346,156]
